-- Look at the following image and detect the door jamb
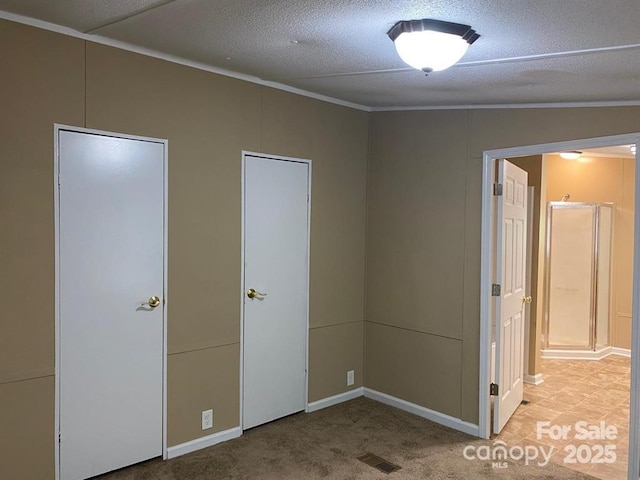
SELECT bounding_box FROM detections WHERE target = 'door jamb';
[239,151,312,431]
[479,134,640,480]
[54,124,169,480]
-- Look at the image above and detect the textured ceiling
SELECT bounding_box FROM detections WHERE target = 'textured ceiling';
[2,0,640,109]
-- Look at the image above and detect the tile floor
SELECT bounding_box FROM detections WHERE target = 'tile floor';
[495,354,631,479]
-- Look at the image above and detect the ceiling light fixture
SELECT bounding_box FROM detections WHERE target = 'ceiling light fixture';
[387,18,480,74]
[559,151,583,160]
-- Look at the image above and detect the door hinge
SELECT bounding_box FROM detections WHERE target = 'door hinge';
[58,174,61,187]
[58,432,61,443]
[493,183,503,196]
[490,383,499,396]
[491,284,501,296]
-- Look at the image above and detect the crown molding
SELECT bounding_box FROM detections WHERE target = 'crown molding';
[370,100,640,112]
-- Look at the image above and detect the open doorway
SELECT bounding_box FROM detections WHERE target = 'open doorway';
[479,134,640,480]
[497,147,633,479]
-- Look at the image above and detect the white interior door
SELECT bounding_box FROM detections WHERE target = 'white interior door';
[494,159,528,434]
[58,130,165,479]
[242,154,309,430]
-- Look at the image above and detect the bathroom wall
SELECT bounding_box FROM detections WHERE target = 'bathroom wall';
[545,154,635,349]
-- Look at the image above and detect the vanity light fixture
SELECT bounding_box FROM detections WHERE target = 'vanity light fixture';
[387,18,480,74]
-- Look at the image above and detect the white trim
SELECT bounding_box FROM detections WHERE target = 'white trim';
[53,124,170,144]
[370,100,640,112]
[239,155,246,431]
[577,151,635,159]
[166,427,242,459]
[630,140,640,480]
[0,10,369,113]
[612,347,632,358]
[54,125,169,478]
[363,388,480,438]
[304,160,312,416]
[541,346,613,360]
[53,125,61,480]
[484,135,640,160]
[307,388,364,413]
[540,347,631,360]
[479,134,640,480]
[240,151,312,430]
[162,134,169,460]
[523,374,544,385]
[478,154,494,440]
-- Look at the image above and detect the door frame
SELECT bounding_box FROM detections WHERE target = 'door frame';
[53,124,169,479]
[479,133,640,480]
[239,151,312,430]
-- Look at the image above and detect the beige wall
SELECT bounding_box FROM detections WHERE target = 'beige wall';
[4,16,640,479]
[545,153,635,349]
[365,110,468,419]
[0,20,85,479]
[367,107,640,425]
[0,19,367,477]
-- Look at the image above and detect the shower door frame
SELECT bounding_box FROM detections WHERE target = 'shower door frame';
[543,202,614,351]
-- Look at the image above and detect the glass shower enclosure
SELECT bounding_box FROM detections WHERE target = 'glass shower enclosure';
[543,202,614,351]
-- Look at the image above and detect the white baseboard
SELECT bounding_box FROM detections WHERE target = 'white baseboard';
[307,387,364,413]
[166,427,242,459]
[524,373,544,385]
[612,347,632,358]
[541,346,632,361]
[541,346,612,360]
[363,388,480,438]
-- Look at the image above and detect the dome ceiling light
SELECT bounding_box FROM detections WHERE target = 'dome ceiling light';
[559,151,583,160]
[387,18,480,75]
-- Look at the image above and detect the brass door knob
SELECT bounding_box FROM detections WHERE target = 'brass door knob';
[522,296,533,304]
[247,288,267,299]
[142,296,161,308]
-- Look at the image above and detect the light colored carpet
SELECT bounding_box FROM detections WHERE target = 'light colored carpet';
[99,397,596,479]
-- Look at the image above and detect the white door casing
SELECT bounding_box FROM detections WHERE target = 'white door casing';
[241,153,310,430]
[56,128,166,480]
[494,159,528,434]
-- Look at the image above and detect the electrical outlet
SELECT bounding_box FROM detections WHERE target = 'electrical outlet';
[347,370,355,386]
[202,409,213,430]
